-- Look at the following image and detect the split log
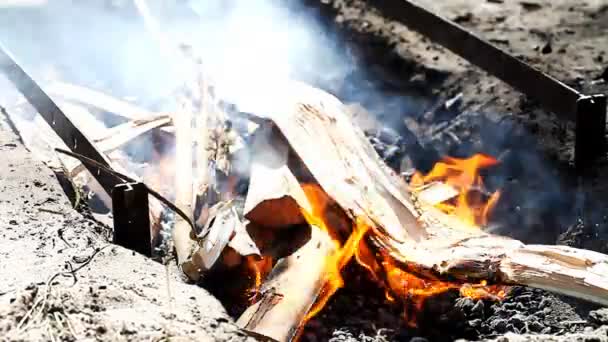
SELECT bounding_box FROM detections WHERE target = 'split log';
[242,80,608,311]
[237,224,335,341]
[94,114,171,153]
[171,97,200,280]
[244,124,311,228]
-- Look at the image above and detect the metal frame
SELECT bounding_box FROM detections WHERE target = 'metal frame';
[0,43,152,255]
[112,182,152,257]
[374,0,606,171]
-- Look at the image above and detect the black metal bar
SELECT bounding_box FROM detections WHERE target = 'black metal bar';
[0,43,120,194]
[112,182,152,257]
[576,95,607,171]
[373,0,606,169]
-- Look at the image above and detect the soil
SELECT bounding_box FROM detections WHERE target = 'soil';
[1,0,608,342]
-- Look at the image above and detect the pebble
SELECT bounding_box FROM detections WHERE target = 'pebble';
[589,308,608,325]
[471,300,485,318]
[528,320,545,332]
[510,314,526,330]
[491,318,508,333]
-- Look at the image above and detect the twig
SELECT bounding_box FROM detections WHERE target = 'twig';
[38,208,63,215]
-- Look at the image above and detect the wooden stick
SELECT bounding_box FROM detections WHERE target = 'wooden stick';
[237,224,335,342]
[94,115,171,153]
[171,99,198,280]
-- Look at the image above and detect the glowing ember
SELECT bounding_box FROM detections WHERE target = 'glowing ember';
[410,153,501,227]
[245,255,273,303]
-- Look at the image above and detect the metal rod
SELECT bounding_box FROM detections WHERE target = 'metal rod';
[373,0,606,169]
[0,43,120,195]
[373,0,581,120]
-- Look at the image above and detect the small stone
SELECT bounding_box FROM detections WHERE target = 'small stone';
[538,297,551,309]
[528,320,544,332]
[8,220,17,225]
[541,41,553,54]
[468,318,482,328]
[491,318,508,333]
[471,300,485,317]
[589,308,608,325]
[510,314,526,329]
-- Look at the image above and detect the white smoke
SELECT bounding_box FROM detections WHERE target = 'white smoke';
[0,0,350,111]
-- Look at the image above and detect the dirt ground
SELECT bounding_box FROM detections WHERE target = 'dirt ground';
[1,0,608,341]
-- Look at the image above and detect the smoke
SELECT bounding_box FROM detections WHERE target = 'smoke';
[0,0,579,246]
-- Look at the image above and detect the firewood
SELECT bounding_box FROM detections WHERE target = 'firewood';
[372,200,608,306]
[244,124,312,228]
[243,80,608,308]
[237,224,336,342]
[94,115,171,153]
[171,100,199,280]
[190,201,241,271]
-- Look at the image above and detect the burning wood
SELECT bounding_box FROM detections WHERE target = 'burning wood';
[6,30,608,342]
[228,81,608,341]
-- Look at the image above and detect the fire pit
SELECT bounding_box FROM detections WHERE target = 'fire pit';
[1,1,608,341]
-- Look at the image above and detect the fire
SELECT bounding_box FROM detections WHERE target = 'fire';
[245,255,273,303]
[299,184,371,322]
[410,153,501,227]
[295,153,508,327]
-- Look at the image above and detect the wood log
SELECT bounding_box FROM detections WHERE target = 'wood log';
[244,124,311,228]
[237,224,336,342]
[243,80,608,309]
[94,114,171,153]
[171,99,199,280]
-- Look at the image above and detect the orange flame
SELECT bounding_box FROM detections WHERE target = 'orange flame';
[245,255,273,303]
[410,153,501,227]
[300,184,372,322]
[253,154,508,329]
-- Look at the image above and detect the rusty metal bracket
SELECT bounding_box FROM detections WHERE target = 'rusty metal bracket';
[112,182,152,257]
[373,0,607,171]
